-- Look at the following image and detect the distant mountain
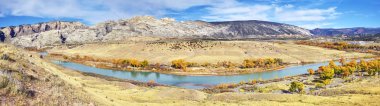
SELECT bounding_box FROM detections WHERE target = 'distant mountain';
[311,27,380,36]
[0,16,312,48]
[0,21,86,42]
[209,20,311,38]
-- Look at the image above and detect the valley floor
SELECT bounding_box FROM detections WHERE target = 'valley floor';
[47,40,372,75]
[49,40,371,64]
[2,43,380,105]
[32,57,380,106]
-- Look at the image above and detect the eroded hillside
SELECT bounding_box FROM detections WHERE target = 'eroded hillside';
[0,44,94,105]
[0,16,312,48]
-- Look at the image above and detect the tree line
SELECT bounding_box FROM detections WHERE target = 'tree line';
[310,58,380,85]
[171,58,284,70]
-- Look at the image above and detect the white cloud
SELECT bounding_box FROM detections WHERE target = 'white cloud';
[0,0,340,27]
[201,0,273,21]
[275,7,339,22]
[201,1,339,23]
[0,0,217,23]
[298,22,333,29]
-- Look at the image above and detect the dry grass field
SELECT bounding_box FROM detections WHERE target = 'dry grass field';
[49,40,372,65]
[2,43,380,105]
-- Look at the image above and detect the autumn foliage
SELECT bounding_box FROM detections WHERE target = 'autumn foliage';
[242,58,284,68]
[171,59,189,70]
[307,68,314,75]
[314,57,380,85]
[295,41,363,50]
[289,81,304,93]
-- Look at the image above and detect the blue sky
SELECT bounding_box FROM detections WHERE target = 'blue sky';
[0,0,379,29]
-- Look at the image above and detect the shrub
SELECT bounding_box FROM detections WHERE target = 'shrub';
[341,66,350,77]
[217,61,236,68]
[346,59,357,68]
[154,63,161,69]
[147,80,155,87]
[359,59,368,72]
[239,81,246,85]
[187,62,199,67]
[171,59,188,69]
[339,57,346,65]
[248,80,257,85]
[121,59,130,66]
[322,79,332,85]
[315,83,325,88]
[112,59,124,67]
[241,58,284,69]
[289,81,304,93]
[63,55,69,60]
[347,66,357,75]
[141,60,149,68]
[0,76,9,88]
[74,55,81,60]
[367,60,380,76]
[201,62,211,67]
[215,83,238,89]
[242,59,255,68]
[274,58,284,65]
[328,60,338,70]
[334,66,343,76]
[307,68,314,75]
[128,59,141,67]
[319,66,334,80]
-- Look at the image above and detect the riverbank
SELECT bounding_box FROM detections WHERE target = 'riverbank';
[47,53,291,76]
[204,58,380,95]
[47,52,375,77]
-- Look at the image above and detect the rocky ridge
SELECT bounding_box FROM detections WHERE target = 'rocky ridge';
[0,16,312,48]
[311,27,380,36]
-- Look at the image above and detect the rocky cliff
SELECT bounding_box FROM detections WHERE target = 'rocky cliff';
[0,21,86,42]
[0,16,312,48]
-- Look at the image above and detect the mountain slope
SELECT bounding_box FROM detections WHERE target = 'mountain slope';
[311,27,380,36]
[0,16,312,48]
[210,20,311,38]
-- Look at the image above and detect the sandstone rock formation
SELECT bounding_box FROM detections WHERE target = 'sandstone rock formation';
[0,16,312,48]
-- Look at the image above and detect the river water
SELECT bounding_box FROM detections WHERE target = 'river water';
[52,60,332,89]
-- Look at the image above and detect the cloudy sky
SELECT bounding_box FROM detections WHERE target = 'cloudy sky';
[0,0,379,29]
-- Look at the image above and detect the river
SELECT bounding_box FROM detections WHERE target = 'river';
[52,60,333,89]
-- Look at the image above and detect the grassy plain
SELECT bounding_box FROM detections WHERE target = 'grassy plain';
[49,40,372,65]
